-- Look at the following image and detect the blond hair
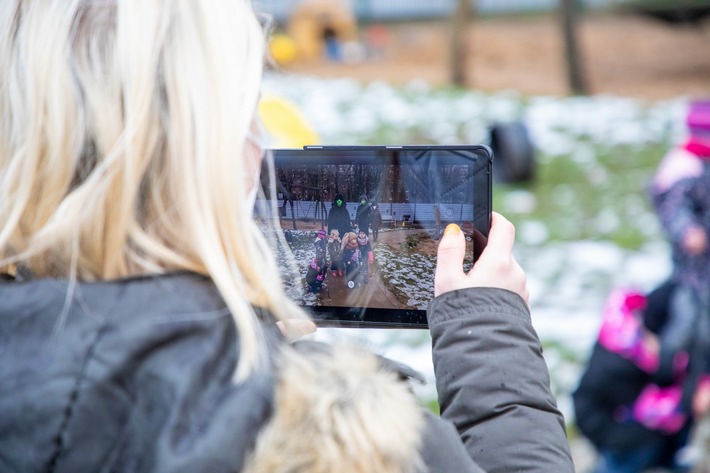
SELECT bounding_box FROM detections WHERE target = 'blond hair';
[0,0,306,379]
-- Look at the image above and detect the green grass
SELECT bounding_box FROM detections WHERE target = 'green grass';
[494,142,670,249]
[326,83,675,251]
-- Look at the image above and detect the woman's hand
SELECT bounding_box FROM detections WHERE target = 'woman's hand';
[682,225,708,256]
[434,212,529,304]
[277,319,317,341]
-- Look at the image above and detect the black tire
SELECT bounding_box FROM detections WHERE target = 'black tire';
[489,121,536,183]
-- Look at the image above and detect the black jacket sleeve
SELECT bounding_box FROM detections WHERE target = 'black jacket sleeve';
[427,287,575,473]
[572,343,667,453]
[419,411,486,473]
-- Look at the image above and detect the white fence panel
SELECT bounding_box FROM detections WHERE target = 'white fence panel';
[255,200,474,223]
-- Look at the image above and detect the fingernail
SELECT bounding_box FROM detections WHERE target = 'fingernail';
[444,224,460,237]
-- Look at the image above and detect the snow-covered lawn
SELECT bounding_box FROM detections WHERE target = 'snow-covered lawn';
[261,72,687,429]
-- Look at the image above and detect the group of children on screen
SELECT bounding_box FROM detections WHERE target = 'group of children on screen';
[305,194,377,293]
[305,227,373,293]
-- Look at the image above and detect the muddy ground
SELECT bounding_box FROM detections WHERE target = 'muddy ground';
[282,12,710,100]
[281,220,473,309]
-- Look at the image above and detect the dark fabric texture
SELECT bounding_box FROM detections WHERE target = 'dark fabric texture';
[573,343,675,453]
[0,273,276,473]
[1,274,573,473]
[355,202,372,234]
[573,280,693,467]
[327,193,352,239]
[419,411,486,473]
[427,288,575,473]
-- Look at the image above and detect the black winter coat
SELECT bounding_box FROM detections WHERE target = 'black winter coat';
[573,281,690,461]
[327,194,352,239]
[0,274,573,472]
[573,343,684,454]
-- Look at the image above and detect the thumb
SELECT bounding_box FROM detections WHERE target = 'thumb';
[277,319,317,341]
[435,224,466,297]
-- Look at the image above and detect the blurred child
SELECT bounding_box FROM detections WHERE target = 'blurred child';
[649,100,710,386]
[341,231,361,288]
[573,281,708,473]
[305,258,325,293]
[314,229,328,280]
[357,230,372,284]
[327,229,343,277]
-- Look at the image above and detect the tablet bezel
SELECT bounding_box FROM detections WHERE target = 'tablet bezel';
[262,145,493,329]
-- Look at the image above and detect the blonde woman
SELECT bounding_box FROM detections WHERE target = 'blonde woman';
[0,1,574,472]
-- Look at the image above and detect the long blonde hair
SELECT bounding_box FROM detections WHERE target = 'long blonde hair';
[0,0,306,379]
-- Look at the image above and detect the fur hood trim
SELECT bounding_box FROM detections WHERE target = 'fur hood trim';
[244,342,425,473]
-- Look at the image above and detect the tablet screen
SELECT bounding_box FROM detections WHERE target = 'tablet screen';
[254,146,492,328]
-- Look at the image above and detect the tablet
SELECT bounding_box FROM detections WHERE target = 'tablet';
[254,145,493,328]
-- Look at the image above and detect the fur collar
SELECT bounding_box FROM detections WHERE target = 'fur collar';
[244,342,425,473]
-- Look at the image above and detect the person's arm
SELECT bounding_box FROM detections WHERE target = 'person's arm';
[572,344,662,453]
[652,170,703,248]
[572,349,616,450]
[428,214,574,473]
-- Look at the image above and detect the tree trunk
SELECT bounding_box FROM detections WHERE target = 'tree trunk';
[449,0,473,86]
[560,0,589,95]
